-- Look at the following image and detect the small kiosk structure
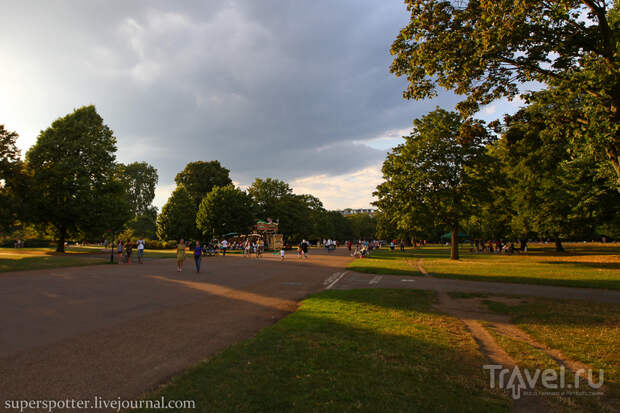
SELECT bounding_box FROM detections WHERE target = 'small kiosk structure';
[254,219,283,250]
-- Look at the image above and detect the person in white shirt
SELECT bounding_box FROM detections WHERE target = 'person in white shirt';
[221,239,228,256]
[137,237,145,264]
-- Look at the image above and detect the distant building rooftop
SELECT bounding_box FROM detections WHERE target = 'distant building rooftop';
[339,208,376,216]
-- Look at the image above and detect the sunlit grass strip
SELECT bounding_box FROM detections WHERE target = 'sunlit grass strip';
[348,246,620,290]
[134,289,509,412]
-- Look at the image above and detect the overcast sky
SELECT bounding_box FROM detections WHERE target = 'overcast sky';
[1,0,518,210]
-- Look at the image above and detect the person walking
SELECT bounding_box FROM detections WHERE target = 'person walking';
[125,240,133,264]
[176,239,186,272]
[221,239,228,256]
[280,247,286,262]
[137,237,145,264]
[117,240,124,264]
[256,238,264,259]
[194,241,202,273]
[301,239,309,259]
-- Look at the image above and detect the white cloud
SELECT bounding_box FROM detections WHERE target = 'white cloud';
[153,183,176,210]
[291,165,383,210]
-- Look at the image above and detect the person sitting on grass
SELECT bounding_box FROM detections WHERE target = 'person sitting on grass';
[176,239,186,272]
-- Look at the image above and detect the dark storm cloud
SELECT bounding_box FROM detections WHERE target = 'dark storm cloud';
[2,0,456,204]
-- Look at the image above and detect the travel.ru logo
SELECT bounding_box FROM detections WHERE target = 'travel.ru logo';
[483,365,604,399]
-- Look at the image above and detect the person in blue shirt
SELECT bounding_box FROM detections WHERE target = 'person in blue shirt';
[194,240,202,273]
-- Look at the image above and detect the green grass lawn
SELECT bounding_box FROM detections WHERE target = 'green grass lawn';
[348,245,620,290]
[0,248,108,272]
[347,249,420,276]
[134,289,509,412]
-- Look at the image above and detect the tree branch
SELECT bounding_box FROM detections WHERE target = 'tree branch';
[581,0,614,60]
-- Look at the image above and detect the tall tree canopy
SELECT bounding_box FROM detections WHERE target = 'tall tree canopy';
[247,178,293,218]
[496,90,620,250]
[391,0,620,189]
[196,185,256,238]
[0,125,24,232]
[26,106,130,252]
[156,186,197,241]
[248,178,317,242]
[375,109,494,259]
[119,161,158,216]
[174,160,232,206]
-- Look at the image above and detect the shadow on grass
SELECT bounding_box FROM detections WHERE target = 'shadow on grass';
[135,289,509,413]
[431,272,620,290]
[543,261,620,270]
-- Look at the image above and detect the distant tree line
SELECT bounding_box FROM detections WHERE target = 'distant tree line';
[1,106,377,252]
[157,169,377,244]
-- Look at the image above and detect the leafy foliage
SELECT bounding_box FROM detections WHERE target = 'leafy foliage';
[375,109,494,258]
[119,161,158,217]
[25,106,131,251]
[0,125,24,232]
[495,89,620,248]
[156,186,197,241]
[196,185,256,238]
[391,0,620,188]
[174,160,232,207]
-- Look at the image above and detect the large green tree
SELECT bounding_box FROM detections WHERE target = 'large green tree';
[347,213,377,241]
[0,125,24,232]
[26,106,130,252]
[156,187,197,241]
[496,91,620,250]
[119,161,158,216]
[390,0,620,189]
[376,109,493,259]
[247,178,293,218]
[196,185,256,238]
[175,160,232,207]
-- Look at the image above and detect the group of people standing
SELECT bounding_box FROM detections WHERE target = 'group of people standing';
[473,239,522,254]
[116,238,145,264]
[243,238,264,258]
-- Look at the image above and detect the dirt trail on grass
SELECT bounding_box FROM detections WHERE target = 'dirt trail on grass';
[434,293,549,412]
[434,292,618,412]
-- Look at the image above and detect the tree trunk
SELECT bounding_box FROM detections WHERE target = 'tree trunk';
[450,225,459,260]
[607,106,620,192]
[555,237,564,252]
[56,227,66,253]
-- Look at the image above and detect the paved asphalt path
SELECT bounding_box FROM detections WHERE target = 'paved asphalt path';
[0,249,352,405]
[2,248,619,409]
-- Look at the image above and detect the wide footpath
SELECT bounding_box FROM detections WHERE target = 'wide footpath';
[0,250,352,402]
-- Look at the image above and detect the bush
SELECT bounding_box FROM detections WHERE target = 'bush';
[140,239,177,249]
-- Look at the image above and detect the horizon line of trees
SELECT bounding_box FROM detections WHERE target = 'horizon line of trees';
[157,167,377,244]
[1,106,377,252]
